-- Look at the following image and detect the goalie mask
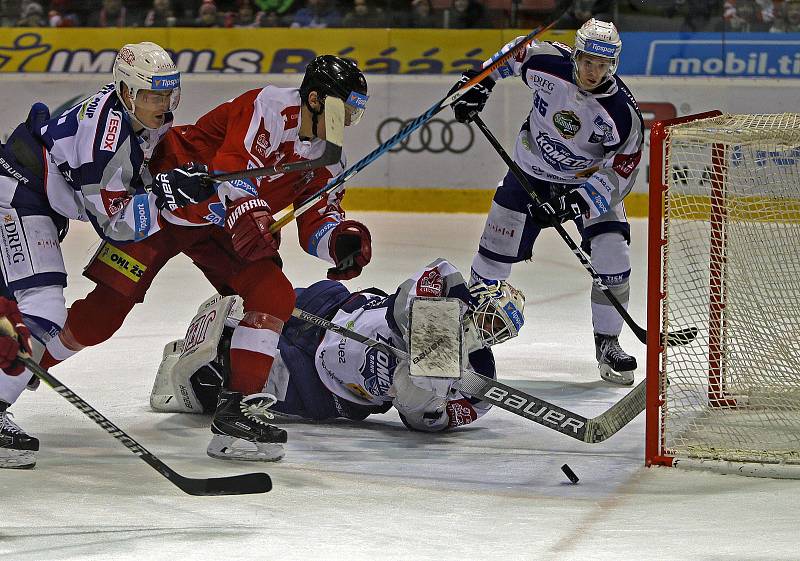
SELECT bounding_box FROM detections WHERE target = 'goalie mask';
[468,281,526,347]
[113,41,180,129]
[300,55,369,128]
[572,18,621,85]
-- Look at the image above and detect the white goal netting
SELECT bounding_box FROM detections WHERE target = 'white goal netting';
[659,113,800,467]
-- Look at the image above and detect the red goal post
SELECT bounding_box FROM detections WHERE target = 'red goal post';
[646,111,800,478]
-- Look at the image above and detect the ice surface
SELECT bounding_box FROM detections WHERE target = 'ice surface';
[2,214,798,561]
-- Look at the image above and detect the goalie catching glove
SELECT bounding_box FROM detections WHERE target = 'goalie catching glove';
[151,162,216,211]
[448,69,495,124]
[530,189,590,229]
[327,220,371,280]
[225,197,281,262]
[0,297,32,376]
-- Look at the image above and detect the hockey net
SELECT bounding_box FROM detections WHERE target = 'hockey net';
[646,111,800,478]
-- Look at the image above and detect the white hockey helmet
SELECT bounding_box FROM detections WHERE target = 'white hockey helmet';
[468,281,526,346]
[573,18,622,77]
[113,42,180,122]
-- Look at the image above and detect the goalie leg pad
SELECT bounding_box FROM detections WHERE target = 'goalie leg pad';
[150,295,241,413]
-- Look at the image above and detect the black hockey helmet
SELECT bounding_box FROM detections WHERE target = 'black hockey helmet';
[300,55,368,126]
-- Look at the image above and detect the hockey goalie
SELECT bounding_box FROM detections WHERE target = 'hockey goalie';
[150,259,525,460]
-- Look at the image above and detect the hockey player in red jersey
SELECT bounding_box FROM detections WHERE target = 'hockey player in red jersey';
[35,55,372,463]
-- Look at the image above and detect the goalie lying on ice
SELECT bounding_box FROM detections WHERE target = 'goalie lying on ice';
[151,259,525,434]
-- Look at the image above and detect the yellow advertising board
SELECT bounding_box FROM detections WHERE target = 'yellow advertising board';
[0,28,571,74]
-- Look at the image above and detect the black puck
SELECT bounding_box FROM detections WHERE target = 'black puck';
[561,463,579,484]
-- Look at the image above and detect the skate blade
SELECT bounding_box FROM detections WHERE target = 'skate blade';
[206,434,285,462]
[599,364,635,386]
[0,449,37,469]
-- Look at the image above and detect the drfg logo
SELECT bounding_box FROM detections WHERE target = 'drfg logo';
[482,386,586,434]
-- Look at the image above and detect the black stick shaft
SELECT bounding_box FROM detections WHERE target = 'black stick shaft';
[19,356,271,496]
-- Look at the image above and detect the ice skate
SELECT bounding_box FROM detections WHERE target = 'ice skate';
[207,390,287,462]
[595,334,637,386]
[0,402,39,469]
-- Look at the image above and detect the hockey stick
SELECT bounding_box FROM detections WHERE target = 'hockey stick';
[267,8,570,234]
[471,115,697,348]
[210,141,340,183]
[211,98,346,183]
[0,319,271,495]
[291,307,644,443]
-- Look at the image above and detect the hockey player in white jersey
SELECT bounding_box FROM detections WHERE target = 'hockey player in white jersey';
[450,19,644,385]
[149,259,525,448]
[0,42,213,468]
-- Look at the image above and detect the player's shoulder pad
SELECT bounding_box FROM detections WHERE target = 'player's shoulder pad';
[549,41,573,57]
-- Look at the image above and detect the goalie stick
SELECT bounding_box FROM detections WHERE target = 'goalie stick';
[291,307,644,443]
[267,2,572,234]
[0,317,271,496]
[471,115,697,348]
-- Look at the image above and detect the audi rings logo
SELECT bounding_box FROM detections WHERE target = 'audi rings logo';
[377,118,474,154]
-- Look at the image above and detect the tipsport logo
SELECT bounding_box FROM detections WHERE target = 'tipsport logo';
[584,39,618,58]
[503,302,524,331]
[347,91,368,109]
[151,73,180,90]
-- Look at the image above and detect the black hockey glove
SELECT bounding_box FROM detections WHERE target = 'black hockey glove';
[530,189,590,229]
[448,69,495,124]
[151,162,215,212]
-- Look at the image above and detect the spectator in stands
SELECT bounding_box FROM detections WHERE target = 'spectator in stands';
[342,0,384,26]
[230,0,264,26]
[14,2,47,27]
[260,8,286,24]
[407,0,440,27]
[725,0,775,25]
[87,0,135,26]
[667,0,723,31]
[254,0,296,16]
[559,0,616,29]
[48,0,80,26]
[1,0,19,26]
[716,0,770,29]
[194,0,222,25]
[771,0,800,30]
[16,1,45,26]
[290,0,341,27]
[448,0,485,28]
[143,0,178,26]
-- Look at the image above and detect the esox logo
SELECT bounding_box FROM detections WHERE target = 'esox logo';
[101,110,122,152]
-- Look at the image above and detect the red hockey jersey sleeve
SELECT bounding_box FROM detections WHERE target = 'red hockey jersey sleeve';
[150,86,348,265]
